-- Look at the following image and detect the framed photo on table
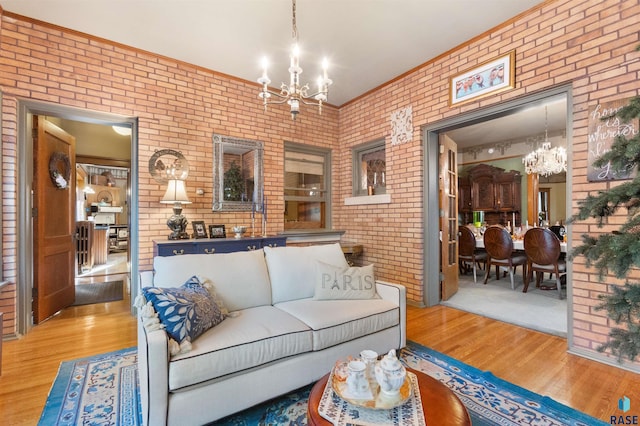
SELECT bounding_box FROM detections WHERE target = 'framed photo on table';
[192,221,208,239]
[208,224,226,238]
[449,50,515,106]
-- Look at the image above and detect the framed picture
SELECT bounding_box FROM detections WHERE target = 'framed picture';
[449,50,515,106]
[208,224,226,238]
[192,221,208,239]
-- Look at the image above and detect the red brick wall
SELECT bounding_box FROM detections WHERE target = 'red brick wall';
[335,0,639,365]
[1,0,639,367]
[0,10,338,336]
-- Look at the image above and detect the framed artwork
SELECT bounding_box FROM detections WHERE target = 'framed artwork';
[449,50,515,106]
[208,224,226,238]
[192,221,208,239]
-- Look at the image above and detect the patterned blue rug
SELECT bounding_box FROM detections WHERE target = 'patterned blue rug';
[39,342,605,425]
[38,347,140,426]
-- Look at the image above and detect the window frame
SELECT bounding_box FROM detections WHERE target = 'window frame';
[284,141,332,230]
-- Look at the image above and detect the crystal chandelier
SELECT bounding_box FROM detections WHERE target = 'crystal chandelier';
[522,106,567,177]
[257,0,332,120]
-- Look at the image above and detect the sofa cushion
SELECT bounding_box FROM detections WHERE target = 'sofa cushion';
[152,249,272,311]
[264,243,349,304]
[142,276,225,345]
[168,305,313,391]
[274,298,399,351]
[314,262,378,300]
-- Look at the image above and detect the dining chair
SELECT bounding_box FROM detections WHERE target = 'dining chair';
[523,227,566,299]
[482,225,527,290]
[458,225,487,283]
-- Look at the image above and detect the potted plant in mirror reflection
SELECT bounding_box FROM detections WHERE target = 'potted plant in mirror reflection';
[223,161,245,201]
[570,48,640,363]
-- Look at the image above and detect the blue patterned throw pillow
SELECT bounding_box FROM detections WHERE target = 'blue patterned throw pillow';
[143,276,225,344]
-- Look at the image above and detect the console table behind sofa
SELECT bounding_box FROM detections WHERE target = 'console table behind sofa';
[153,236,287,257]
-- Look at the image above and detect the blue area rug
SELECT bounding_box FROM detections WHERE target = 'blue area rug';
[40,342,605,425]
[38,347,141,426]
[401,342,606,426]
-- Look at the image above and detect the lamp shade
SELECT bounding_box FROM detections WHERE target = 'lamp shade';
[160,179,191,204]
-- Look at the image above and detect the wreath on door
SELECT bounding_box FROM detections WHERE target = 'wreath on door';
[49,151,71,189]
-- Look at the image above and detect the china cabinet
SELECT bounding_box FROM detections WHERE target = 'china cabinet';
[459,164,521,225]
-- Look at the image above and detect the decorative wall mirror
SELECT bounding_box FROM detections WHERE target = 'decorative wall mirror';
[212,134,263,211]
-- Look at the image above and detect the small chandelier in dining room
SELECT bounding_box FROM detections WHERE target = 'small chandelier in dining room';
[257,0,332,120]
[522,106,567,177]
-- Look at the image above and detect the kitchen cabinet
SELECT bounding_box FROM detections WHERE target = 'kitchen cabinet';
[459,164,522,225]
[154,236,287,257]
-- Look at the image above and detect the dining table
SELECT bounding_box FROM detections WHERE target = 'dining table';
[475,236,568,253]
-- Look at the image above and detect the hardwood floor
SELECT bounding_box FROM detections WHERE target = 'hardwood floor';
[0,299,637,424]
[0,292,137,425]
[407,305,639,422]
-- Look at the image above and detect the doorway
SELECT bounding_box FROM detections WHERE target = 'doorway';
[423,86,572,334]
[74,161,131,306]
[16,101,139,334]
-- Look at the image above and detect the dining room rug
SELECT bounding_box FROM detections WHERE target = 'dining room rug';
[72,280,124,306]
[39,341,605,425]
[442,272,567,337]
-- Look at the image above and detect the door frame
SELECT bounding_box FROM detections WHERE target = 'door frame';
[16,100,139,335]
[422,85,573,309]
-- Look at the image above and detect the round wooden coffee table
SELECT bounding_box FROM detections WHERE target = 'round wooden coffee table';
[307,367,471,425]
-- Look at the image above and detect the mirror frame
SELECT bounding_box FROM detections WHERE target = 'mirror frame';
[212,133,264,212]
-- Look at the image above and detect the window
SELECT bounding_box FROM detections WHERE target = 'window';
[284,142,331,230]
[353,139,386,196]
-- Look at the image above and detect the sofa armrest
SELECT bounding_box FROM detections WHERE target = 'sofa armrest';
[138,314,170,426]
[375,280,407,349]
[140,270,154,288]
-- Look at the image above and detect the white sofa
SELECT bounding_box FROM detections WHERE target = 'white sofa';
[138,243,407,426]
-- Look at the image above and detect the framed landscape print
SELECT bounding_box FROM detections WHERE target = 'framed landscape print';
[449,50,515,106]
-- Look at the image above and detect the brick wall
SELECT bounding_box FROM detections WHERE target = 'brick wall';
[334,0,639,366]
[1,0,639,367]
[0,9,338,336]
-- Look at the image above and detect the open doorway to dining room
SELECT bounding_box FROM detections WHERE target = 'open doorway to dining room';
[423,87,571,337]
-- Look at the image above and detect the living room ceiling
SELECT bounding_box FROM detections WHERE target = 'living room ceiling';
[1,0,542,108]
[3,0,565,147]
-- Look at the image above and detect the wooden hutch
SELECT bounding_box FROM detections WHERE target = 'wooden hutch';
[459,164,522,226]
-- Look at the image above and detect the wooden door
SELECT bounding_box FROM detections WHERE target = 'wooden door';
[33,116,76,323]
[439,134,459,301]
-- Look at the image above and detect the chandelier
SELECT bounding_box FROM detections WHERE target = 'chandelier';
[522,106,567,177]
[257,0,332,120]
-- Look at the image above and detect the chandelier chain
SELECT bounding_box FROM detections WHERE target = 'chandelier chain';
[292,0,298,41]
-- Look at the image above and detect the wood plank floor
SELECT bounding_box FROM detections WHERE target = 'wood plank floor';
[1,298,638,424]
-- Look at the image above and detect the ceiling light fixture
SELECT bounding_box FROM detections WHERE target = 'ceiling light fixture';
[112,125,131,136]
[257,0,332,120]
[522,106,567,177]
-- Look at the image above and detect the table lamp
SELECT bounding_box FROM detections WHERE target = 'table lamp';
[160,179,191,240]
